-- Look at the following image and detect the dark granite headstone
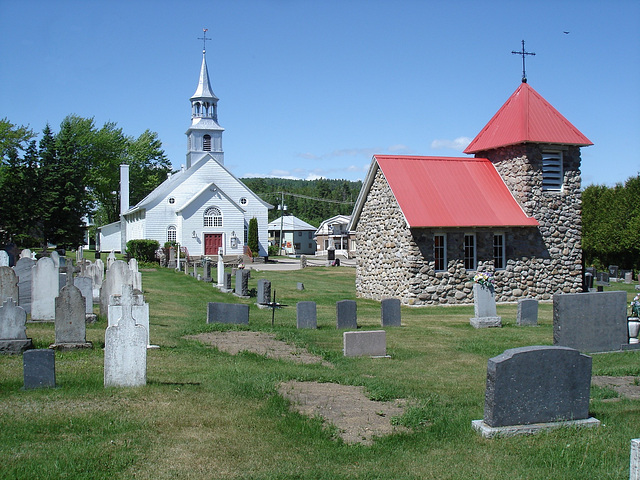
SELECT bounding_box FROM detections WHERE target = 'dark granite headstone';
[203,259,212,283]
[336,300,357,329]
[296,301,317,329]
[596,271,610,285]
[516,298,538,326]
[484,345,591,428]
[257,279,271,305]
[224,272,232,291]
[381,298,401,327]
[554,291,627,352]
[23,349,56,389]
[234,270,250,297]
[207,302,249,325]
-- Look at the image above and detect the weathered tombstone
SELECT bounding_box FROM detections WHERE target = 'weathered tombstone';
[100,260,134,317]
[553,291,628,352]
[104,285,148,387]
[216,248,224,287]
[87,262,104,303]
[168,247,176,269]
[20,249,32,260]
[203,258,212,283]
[257,279,271,305]
[626,272,633,284]
[336,300,357,329]
[0,266,19,305]
[0,298,33,353]
[0,250,9,267]
[23,349,56,389]
[516,298,538,326]
[129,258,142,293]
[106,251,116,270]
[50,250,60,269]
[234,270,250,298]
[343,330,387,357]
[381,298,401,327]
[107,290,155,348]
[76,246,84,263]
[13,257,35,314]
[30,257,58,321]
[631,438,640,480]
[74,276,94,316]
[219,272,232,293]
[206,302,249,325]
[51,277,92,350]
[472,346,599,438]
[296,301,317,329]
[470,284,501,328]
[192,261,197,277]
[297,282,305,291]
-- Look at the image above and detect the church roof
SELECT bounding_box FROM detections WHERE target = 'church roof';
[191,52,218,101]
[464,82,592,154]
[350,155,538,229]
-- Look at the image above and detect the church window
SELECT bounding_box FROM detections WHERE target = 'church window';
[542,151,563,191]
[434,234,446,271]
[493,233,505,269]
[240,197,247,205]
[168,197,175,204]
[167,225,177,243]
[203,135,212,151]
[195,103,201,116]
[204,207,222,227]
[464,233,476,270]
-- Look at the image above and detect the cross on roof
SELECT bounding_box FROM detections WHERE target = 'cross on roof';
[198,28,210,53]
[512,40,536,83]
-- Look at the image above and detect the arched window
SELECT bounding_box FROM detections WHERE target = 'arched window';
[203,134,212,151]
[167,225,177,243]
[204,207,222,227]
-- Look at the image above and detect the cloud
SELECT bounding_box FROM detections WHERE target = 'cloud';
[430,136,472,151]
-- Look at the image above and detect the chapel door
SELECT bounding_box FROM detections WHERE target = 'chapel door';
[204,234,222,255]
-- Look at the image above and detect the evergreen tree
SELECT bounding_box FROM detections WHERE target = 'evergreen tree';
[248,217,259,256]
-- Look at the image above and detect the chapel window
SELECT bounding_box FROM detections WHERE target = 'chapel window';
[542,151,563,191]
[203,135,212,152]
[204,207,222,227]
[434,234,446,271]
[464,234,476,270]
[167,225,177,243]
[493,233,505,269]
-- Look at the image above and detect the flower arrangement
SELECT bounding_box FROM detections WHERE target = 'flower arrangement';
[473,271,494,287]
[630,294,640,318]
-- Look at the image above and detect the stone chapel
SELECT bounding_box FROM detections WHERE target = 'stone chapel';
[349,80,592,305]
[98,45,272,257]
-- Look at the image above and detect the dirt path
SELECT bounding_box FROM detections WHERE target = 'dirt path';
[592,376,640,400]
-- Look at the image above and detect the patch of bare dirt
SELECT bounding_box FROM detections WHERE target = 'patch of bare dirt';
[186,331,333,367]
[592,376,640,400]
[278,380,409,445]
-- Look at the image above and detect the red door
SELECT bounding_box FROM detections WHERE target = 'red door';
[204,234,222,255]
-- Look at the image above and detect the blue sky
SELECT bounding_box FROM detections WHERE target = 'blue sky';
[1,0,638,187]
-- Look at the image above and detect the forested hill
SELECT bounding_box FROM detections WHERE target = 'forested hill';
[240,177,362,228]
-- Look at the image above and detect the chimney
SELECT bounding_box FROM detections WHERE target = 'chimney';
[120,164,130,215]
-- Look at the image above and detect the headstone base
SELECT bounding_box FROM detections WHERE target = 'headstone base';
[233,293,250,299]
[49,342,93,351]
[0,338,33,354]
[470,316,502,328]
[218,287,233,293]
[471,417,600,438]
[85,313,98,324]
[621,343,640,351]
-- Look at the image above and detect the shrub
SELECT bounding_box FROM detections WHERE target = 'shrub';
[248,217,259,256]
[126,239,160,263]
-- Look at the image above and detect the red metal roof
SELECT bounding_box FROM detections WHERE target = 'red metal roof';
[375,155,539,228]
[464,82,593,154]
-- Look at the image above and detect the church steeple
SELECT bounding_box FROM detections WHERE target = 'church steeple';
[186,29,224,169]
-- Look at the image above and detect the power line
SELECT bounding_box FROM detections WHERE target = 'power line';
[265,191,355,205]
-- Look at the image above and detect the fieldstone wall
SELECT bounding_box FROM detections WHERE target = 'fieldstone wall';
[354,147,583,305]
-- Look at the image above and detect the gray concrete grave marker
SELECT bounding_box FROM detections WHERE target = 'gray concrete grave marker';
[20,249,32,260]
[0,298,33,353]
[381,298,401,327]
[553,291,628,352]
[296,301,317,329]
[100,260,134,317]
[216,248,224,287]
[106,251,116,270]
[51,281,92,350]
[108,290,155,348]
[516,298,538,326]
[257,279,271,305]
[343,330,387,357]
[203,259,212,282]
[23,349,56,389]
[207,302,249,325]
[0,250,9,267]
[297,282,305,291]
[13,257,35,314]
[631,438,640,480]
[74,276,93,316]
[472,345,599,438]
[104,285,148,387]
[470,284,502,328]
[31,257,60,322]
[234,270,250,298]
[0,266,19,305]
[336,300,357,329]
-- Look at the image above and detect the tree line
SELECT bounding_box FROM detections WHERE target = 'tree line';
[0,117,171,249]
[582,174,640,272]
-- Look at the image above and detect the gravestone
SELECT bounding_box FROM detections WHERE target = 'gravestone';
[609,265,619,279]
[596,271,610,286]
[297,282,305,291]
[626,272,633,284]
[0,298,33,353]
[50,250,60,269]
[206,302,249,325]
[381,298,401,327]
[470,284,502,328]
[31,257,58,321]
[234,270,250,298]
[192,262,197,277]
[516,298,538,326]
[216,248,224,287]
[553,291,628,352]
[296,301,317,329]
[106,251,116,270]
[220,272,232,293]
[87,262,104,302]
[104,286,148,387]
[108,291,151,346]
[20,249,32,260]
[472,345,599,438]
[51,279,92,350]
[0,250,9,267]
[74,276,93,316]
[0,266,19,305]
[13,257,35,314]
[632,438,640,480]
[23,349,56,389]
[100,260,134,317]
[168,247,176,269]
[336,300,357,329]
[129,258,142,293]
[257,279,271,305]
[203,259,212,283]
[343,330,386,357]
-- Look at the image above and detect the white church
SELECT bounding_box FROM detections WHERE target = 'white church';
[98,45,272,258]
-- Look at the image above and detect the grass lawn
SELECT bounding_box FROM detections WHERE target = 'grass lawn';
[1,266,639,479]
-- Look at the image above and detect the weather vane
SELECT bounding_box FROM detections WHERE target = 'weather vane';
[512,40,535,83]
[198,28,210,53]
